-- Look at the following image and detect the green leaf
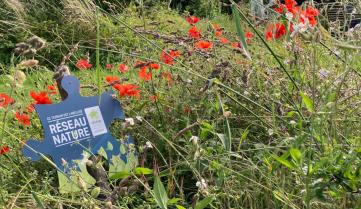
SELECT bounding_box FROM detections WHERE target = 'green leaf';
[134,167,153,175]
[176,205,186,209]
[231,5,251,60]
[194,197,213,209]
[153,175,168,209]
[300,92,314,112]
[168,197,182,204]
[109,171,131,180]
[272,154,295,170]
[289,148,302,161]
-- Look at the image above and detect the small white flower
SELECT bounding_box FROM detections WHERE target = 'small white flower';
[286,12,293,21]
[268,129,274,136]
[289,120,297,125]
[189,135,199,145]
[145,141,153,149]
[196,178,208,190]
[125,117,135,126]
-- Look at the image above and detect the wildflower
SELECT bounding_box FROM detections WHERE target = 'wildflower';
[161,50,181,65]
[194,40,213,51]
[0,146,10,155]
[15,112,31,126]
[219,37,229,44]
[125,117,135,126]
[150,95,157,102]
[231,42,241,48]
[215,30,222,37]
[76,59,92,70]
[186,16,199,25]
[118,63,129,73]
[265,23,286,40]
[196,178,208,191]
[149,63,160,70]
[105,76,120,85]
[145,141,153,149]
[0,93,15,108]
[47,84,58,95]
[106,64,113,69]
[30,91,52,104]
[189,135,199,145]
[138,67,152,81]
[112,84,140,97]
[265,30,273,41]
[188,26,201,39]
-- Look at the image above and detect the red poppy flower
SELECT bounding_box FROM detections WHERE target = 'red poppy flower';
[161,50,181,65]
[219,37,229,44]
[194,40,213,51]
[15,112,31,126]
[265,23,286,40]
[0,146,10,155]
[106,64,113,69]
[76,59,92,70]
[0,93,15,108]
[215,30,222,37]
[231,42,242,49]
[150,95,157,102]
[118,63,129,73]
[30,91,52,104]
[186,16,199,25]
[150,63,160,70]
[188,26,201,39]
[105,76,120,85]
[245,31,254,39]
[47,84,58,95]
[112,84,140,98]
[138,66,152,81]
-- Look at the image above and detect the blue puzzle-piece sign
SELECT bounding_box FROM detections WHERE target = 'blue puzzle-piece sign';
[22,75,132,173]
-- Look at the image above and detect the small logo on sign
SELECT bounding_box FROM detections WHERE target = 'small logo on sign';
[84,106,107,137]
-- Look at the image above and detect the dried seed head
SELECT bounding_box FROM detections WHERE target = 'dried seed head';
[18,59,39,68]
[13,70,26,84]
[27,36,46,50]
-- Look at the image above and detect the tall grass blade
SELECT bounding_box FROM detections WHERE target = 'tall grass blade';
[232,5,252,60]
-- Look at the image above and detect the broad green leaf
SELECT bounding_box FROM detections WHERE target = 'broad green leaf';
[272,155,295,170]
[289,148,302,161]
[134,167,153,175]
[194,197,213,209]
[300,92,314,112]
[109,171,131,180]
[168,197,182,204]
[153,175,168,209]
[176,205,186,209]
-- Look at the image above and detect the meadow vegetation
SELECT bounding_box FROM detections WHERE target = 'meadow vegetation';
[0,0,360,208]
